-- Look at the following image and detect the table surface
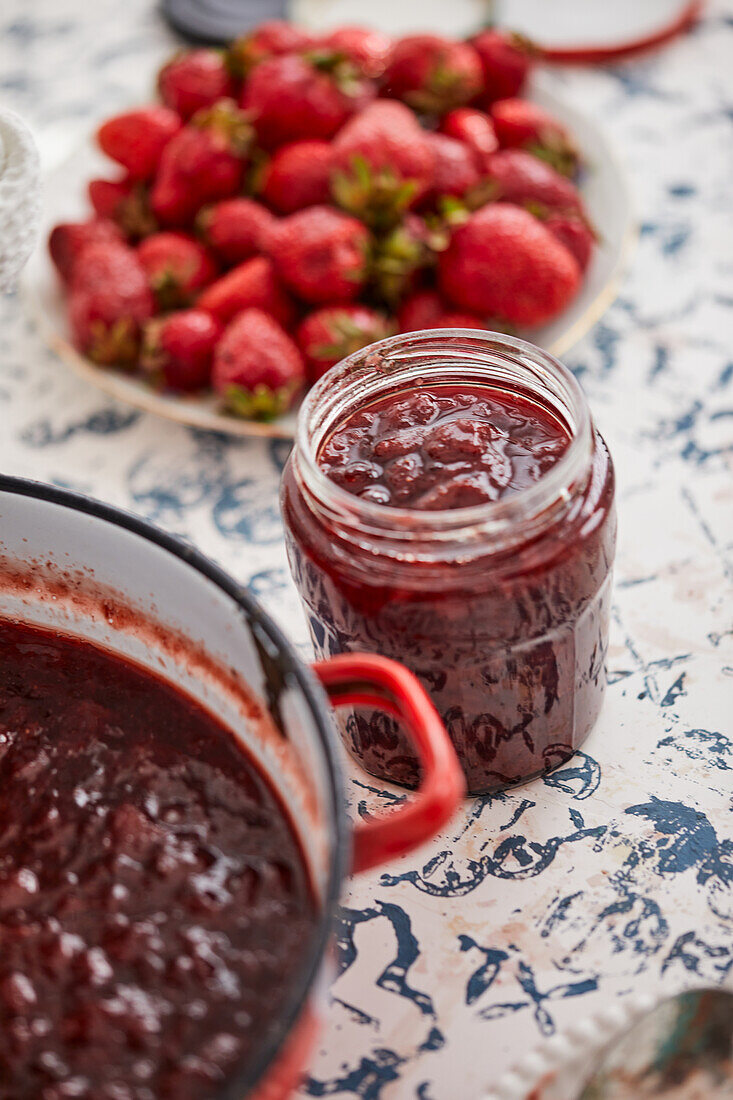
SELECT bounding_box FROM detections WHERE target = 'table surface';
[1,3,732,1097]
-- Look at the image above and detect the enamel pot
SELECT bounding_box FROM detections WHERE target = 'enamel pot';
[0,474,464,1099]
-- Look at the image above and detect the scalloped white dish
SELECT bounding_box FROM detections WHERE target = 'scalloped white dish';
[485,990,659,1100]
[22,76,635,441]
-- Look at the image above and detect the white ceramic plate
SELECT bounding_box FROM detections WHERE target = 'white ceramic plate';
[22,75,635,441]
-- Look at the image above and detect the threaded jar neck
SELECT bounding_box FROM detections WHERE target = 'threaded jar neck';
[293,330,594,565]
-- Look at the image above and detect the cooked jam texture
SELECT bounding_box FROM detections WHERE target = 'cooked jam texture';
[283,381,616,795]
[0,622,316,1100]
[319,387,571,510]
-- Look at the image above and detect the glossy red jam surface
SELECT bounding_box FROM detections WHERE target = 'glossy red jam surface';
[0,622,315,1100]
[319,386,571,510]
[283,379,616,795]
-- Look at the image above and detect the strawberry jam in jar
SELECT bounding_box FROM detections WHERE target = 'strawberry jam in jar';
[281,331,616,795]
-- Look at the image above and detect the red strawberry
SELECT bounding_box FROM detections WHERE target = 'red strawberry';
[370,214,433,304]
[383,34,483,114]
[440,108,498,171]
[394,288,490,330]
[397,289,444,332]
[88,177,157,239]
[471,30,534,105]
[158,49,236,120]
[491,98,578,177]
[68,241,154,365]
[439,203,581,326]
[69,239,140,293]
[425,132,481,203]
[544,214,595,272]
[241,51,373,149]
[196,198,276,265]
[88,176,131,220]
[485,149,584,215]
[213,308,305,420]
[260,140,332,214]
[268,206,371,305]
[297,305,394,382]
[196,256,295,327]
[430,310,489,330]
[398,290,489,333]
[320,25,392,78]
[141,309,221,391]
[151,99,252,227]
[330,101,435,226]
[137,231,217,309]
[227,20,314,78]
[49,219,125,284]
[97,107,181,181]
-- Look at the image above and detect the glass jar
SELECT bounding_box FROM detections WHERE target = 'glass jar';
[281,331,616,796]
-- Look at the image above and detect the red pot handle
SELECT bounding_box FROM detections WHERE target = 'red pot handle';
[313,652,465,874]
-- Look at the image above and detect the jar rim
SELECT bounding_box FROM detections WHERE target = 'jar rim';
[294,329,594,546]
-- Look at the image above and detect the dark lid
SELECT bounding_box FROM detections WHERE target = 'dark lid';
[161,0,288,45]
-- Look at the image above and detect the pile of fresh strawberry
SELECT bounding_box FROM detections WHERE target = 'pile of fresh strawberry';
[48,20,594,420]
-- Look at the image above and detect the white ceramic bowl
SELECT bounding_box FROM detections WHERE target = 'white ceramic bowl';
[0,107,40,291]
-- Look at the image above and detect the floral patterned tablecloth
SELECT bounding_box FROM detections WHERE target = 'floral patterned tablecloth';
[1,2,731,1097]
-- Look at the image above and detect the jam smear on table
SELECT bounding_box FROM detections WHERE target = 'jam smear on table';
[318,386,571,509]
[0,621,316,1100]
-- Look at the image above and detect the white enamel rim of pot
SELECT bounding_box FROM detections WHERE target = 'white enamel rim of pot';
[0,472,350,1100]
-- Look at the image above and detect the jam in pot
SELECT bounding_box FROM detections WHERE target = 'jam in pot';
[0,621,316,1099]
[281,331,616,795]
